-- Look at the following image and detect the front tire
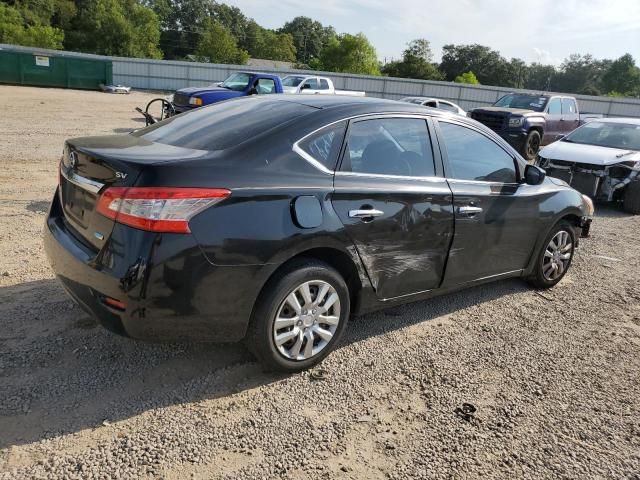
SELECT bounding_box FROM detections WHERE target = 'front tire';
[246,259,350,372]
[527,220,576,289]
[623,181,640,214]
[521,130,542,162]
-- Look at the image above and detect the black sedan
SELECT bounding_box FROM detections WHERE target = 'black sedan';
[44,96,593,371]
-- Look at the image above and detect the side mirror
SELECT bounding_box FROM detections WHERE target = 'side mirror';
[249,87,258,95]
[524,164,546,185]
[301,83,311,90]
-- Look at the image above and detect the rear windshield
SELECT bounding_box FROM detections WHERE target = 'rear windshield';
[132,98,314,151]
[494,94,549,112]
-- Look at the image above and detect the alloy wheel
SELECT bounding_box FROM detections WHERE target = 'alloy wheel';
[272,280,341,361]
[542,230,573,281]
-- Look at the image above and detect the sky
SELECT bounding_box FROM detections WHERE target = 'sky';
[223,0,640,65]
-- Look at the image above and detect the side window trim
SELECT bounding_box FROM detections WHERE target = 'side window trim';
[433,118,523,185]
[293,119,348,174]
[335,114,443,180]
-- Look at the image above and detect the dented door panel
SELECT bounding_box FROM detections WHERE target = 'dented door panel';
[331,175,454,300]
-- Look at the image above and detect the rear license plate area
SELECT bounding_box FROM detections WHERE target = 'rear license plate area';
[60,176,96,228]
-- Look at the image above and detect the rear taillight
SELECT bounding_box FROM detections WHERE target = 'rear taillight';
[96,187,231,233]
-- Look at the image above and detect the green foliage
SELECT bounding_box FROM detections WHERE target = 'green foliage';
[250,29,296,62]
[524,63,556,90]
[0,3,64,48]
[441,44,510,85]
[382,39,443,80]
[454,71,479,84]
[65,0,162,58]
[318,33,380,75]
[1,0,639,99]
[195,18,248,64]
[601,54,640,97]
[553,54,608,95]
[279,16,335,64]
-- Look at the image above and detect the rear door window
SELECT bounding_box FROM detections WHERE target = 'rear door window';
[562,98,577,114]
[341,118,436,177]
[319,79,330,90]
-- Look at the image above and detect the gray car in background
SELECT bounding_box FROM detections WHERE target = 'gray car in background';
[400,96,466,115]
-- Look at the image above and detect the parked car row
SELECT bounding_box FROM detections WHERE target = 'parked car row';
[136,74,639,215]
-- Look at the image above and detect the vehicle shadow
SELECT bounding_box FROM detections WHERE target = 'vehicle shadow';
[0,276,525,449]
[593,203,631,218]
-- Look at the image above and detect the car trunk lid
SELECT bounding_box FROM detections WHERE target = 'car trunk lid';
[59,135,208,250]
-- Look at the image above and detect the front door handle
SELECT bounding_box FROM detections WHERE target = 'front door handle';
[458,206,483,216]
[349,209,384,219]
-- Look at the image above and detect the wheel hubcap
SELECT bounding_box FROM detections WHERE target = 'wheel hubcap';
[273,280,341,361]
[542,230,573,281]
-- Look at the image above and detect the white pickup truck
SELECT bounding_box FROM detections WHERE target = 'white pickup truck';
[281,75,365,96]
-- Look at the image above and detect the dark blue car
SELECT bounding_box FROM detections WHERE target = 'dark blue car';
[172,72,284,113]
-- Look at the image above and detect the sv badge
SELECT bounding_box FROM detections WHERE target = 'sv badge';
[115,172,128,179]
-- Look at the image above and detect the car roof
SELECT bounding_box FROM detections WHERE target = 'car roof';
[261,95,458,118]
[593,117,640,125]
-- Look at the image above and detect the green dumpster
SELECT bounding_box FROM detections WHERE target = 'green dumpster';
[0,50,112,90]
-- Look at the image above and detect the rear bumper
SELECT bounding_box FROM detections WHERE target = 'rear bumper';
[44,192,265,342]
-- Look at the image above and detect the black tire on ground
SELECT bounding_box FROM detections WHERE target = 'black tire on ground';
[521,130,542,162]
[245,259,350,372]
[527,220,576,289]
[622,181,640,214]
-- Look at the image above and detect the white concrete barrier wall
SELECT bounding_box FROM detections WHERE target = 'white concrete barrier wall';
[2,43,640,117]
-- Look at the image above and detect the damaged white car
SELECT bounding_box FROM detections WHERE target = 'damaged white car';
[537,118,640,214]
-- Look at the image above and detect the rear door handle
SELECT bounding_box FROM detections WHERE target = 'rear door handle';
[349,209,384,219]
[458,206,483,216]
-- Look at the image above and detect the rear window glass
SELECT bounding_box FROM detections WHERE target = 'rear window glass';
[132,99,313,151]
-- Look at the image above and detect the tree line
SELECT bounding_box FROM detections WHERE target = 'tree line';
[1,0,639,98]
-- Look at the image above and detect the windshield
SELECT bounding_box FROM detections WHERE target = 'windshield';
[494,94,548,112]
[564,122,640,150]
[221,73,252,91]
[282,76,305,87]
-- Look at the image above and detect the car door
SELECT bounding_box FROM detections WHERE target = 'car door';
[318,78,332,95]
[300,78,320,94]
[543,97,563,144]
[434,119,542,286]
[561,98,580,134]
[254,77,277,94]
[331,116,455,300]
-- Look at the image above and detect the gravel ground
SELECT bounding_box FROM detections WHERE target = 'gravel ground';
[1,85,640,480]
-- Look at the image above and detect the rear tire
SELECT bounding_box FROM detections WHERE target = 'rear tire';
[246,259,350,372]
[527,220,576,289]
[521,130,542,162]
[623,181,640,214]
